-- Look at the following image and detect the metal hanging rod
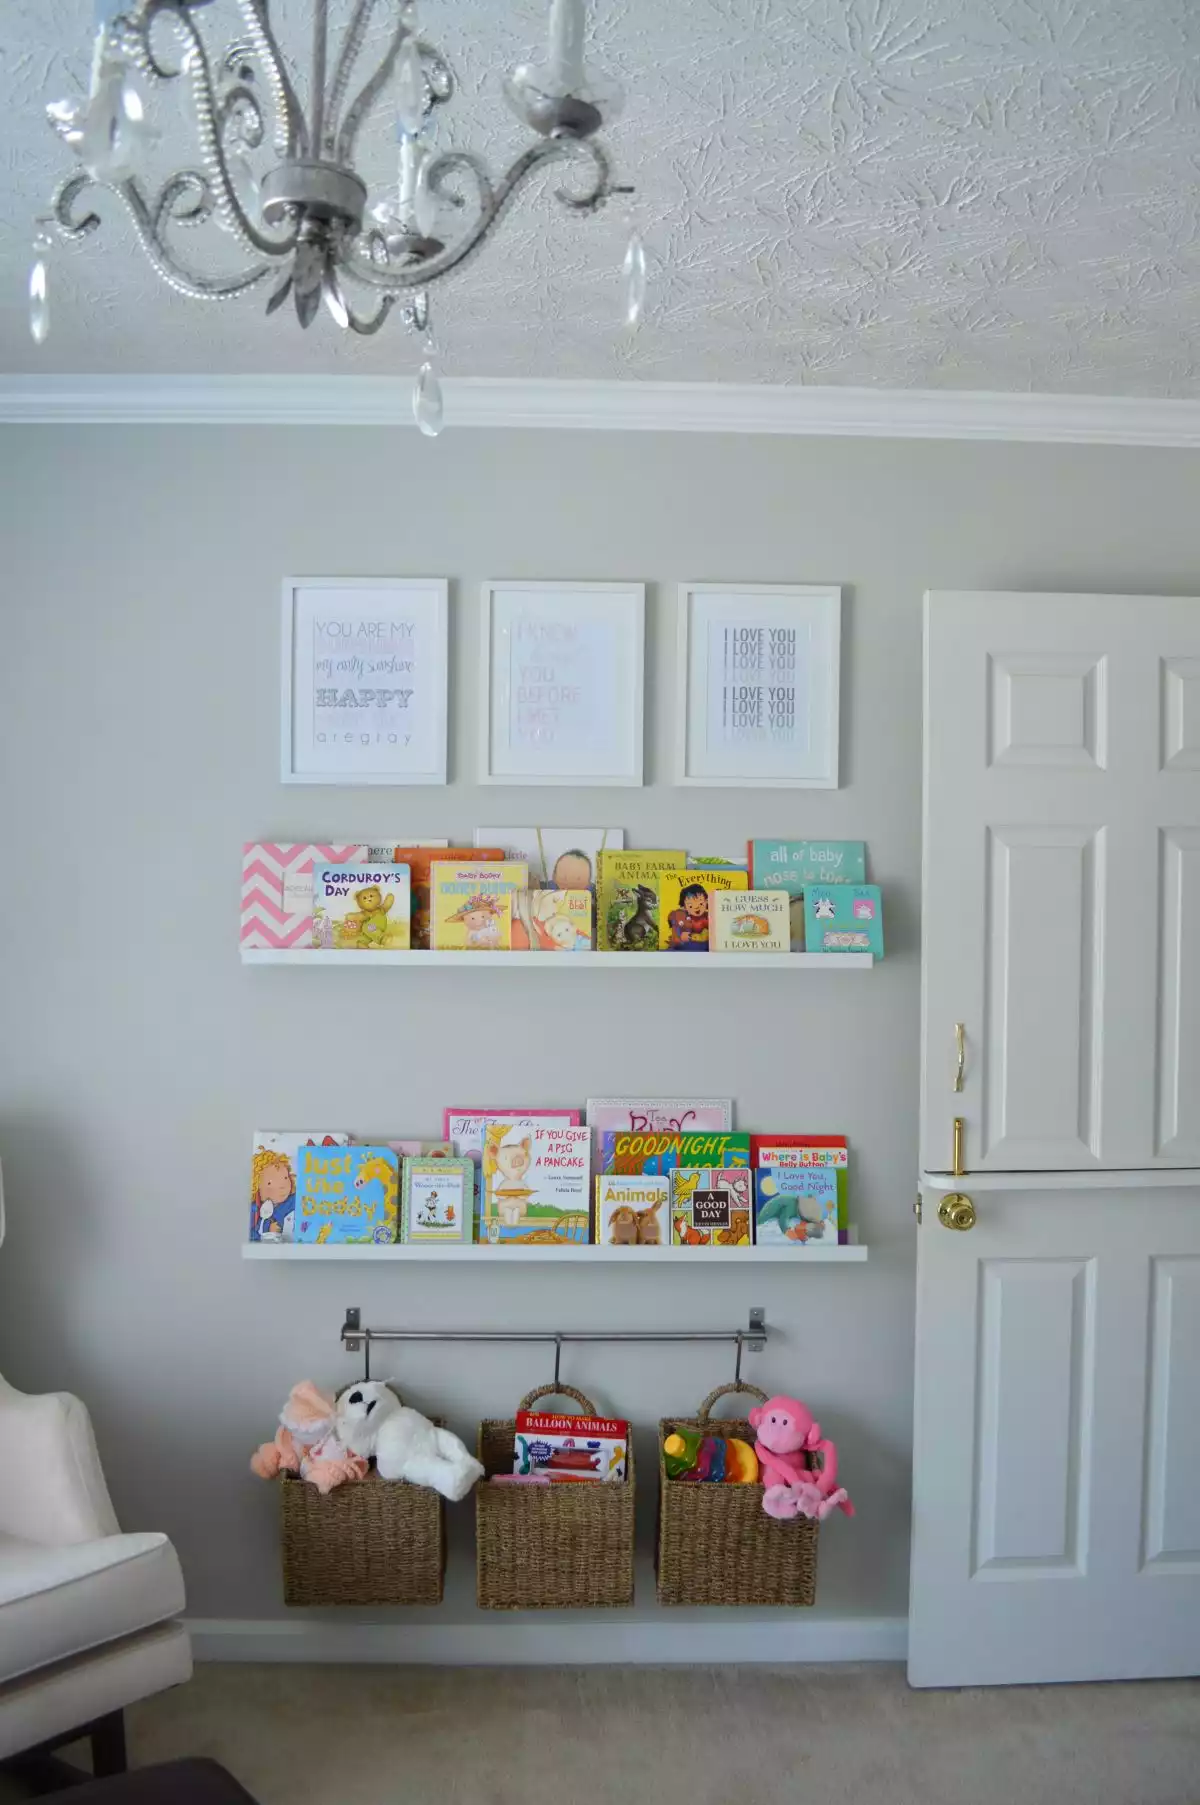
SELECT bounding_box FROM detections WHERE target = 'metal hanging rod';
[342,1306,768,1387]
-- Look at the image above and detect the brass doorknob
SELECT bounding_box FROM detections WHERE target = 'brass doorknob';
[937,1192,976,1232]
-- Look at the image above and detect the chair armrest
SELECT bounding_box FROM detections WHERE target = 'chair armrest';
[0,1374,120,1545]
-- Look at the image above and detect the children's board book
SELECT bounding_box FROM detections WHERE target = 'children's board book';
[603,1130,750,1176]
[474,829,623,891]
[241,844,368,950]
[312,863,411,950]
[390,847,506,949]
[585,1098,733,1136]
[658,868,749,951]
[804,884,884,958]
[249,1131,349,1242]
[293,1144,399,1244]
[444,1109,582,1163]
[748,841,866,948]
[594,1174,670,1246]
[401,1157,474,1244]
[510,889,593,952]
[514,1411,629,1483]
[670,1168,752,1245]
[597,850,685,951]
[750,1135,848,1240]
[755,1167,839,1246]
[430,861,528,951]
[710,890,790,954]
[481,1122,591,1245]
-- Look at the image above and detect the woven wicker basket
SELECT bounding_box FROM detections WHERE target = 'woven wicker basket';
[279,1470,445,1607]
[656,1384,819,1608]
[476,1384,635,1611]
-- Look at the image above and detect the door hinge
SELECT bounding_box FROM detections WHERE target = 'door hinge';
[914,1193,923,1226]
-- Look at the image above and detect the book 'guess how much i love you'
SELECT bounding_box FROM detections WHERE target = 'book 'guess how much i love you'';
[670,1167,753,1245]
[658,868,749,951]
[481,1122,591,1244]
[294,1144,400,1244]
[710,890,790,953]
[597,850,685,952]
[602,1131,751,1176]
[312,864,411,950]
[430,862,529,951]
[594,1174,670,1245]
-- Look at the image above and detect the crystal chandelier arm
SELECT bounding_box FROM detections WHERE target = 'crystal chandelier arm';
[54,170,271,301]
[121,2,300,257]
[234,0,309,159]
[323,0,382,159]
[334,10,453,167]
[342,137,611,293]
[308,0,330,161]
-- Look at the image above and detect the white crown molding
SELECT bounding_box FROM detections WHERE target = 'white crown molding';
[186,1613,908,1666]
[2,375,1200,444]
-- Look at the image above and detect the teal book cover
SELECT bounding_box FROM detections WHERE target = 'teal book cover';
[803,885,884,958]
[294,1144,400,1244]
[749,840,866,893]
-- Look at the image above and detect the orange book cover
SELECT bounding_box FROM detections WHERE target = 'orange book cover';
[395,847,506,948]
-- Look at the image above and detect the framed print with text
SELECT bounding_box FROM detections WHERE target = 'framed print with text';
[479,581,645,786]
[281,577,448,785]
[675,583,841,788]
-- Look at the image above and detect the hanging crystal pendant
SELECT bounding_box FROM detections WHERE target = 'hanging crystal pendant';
[622,226,646,329]
[413,337,444,437]
[28,226,52,345]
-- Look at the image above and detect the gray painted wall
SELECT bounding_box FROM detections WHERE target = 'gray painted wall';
[2,425,1197,1634]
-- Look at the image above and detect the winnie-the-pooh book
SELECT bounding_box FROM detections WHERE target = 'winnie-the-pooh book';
[294,1144,399,1244]
[670,1167,752,1246]
[249,1131,349,1242]
[594,1174,669,1247]
[430,861,528,951]
[657,868,749,951]
[312,863,411,950]
[481,1121,591,1245]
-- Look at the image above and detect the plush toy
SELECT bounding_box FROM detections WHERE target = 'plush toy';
[663,1428,759,1483]
[336,1381,484,1503]
[748,1394,855,1522]
[250,1380,369,1495]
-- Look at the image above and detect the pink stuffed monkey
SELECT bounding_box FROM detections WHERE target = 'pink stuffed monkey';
[748,1395,855,1521]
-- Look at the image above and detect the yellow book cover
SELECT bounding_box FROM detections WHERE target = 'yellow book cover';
[431,862,528,951]
[597,850,685,951]
[313,863,411,950]
[658,869,749,951]
[710,889,791,953]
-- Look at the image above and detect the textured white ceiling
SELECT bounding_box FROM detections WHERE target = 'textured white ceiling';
[3,0,1200,393]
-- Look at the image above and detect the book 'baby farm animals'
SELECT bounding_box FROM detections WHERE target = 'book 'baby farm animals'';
[249,1131,349,1242]
[481,1122,591,1244]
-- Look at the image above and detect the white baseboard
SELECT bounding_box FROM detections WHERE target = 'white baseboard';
[186,1614,907,1666]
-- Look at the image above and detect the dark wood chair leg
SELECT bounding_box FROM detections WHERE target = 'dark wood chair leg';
[90,1712,127,1779]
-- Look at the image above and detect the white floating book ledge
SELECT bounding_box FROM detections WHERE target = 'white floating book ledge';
[241,949,873,969]
[242,1242,868,1263]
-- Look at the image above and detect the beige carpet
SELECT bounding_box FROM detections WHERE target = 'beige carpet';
[9,1663,1198,1805]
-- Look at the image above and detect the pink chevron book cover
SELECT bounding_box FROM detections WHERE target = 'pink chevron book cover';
[240,843,368,949]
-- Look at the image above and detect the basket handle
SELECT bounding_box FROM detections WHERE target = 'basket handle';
[518,1383,601,1416]
[695,1383,768,1424]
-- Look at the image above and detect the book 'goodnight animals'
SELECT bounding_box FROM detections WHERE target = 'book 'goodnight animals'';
[603,1130,750,1176]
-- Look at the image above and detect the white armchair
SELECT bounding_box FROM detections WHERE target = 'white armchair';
[0,1373,192,1772]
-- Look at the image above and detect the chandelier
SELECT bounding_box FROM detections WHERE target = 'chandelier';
[32,0,645,434]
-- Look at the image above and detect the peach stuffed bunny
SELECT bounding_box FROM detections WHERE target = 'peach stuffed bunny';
[250,1380,335,1479]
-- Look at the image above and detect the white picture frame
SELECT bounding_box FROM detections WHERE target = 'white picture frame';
[675,583,842,788]
[479,581,645,786]
[281,576,448,785]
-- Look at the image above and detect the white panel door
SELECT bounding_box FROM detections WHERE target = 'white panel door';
[908,1185,1200,1686]
[922,593,1200,1173]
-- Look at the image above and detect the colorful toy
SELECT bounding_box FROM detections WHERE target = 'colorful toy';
[336,1380,484,1503]
[250,1380,369,1495]
[748,1394,854,1521]
[662,1427,759,1484]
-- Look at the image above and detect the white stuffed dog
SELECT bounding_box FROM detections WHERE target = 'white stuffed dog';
[336,1381,484,1503]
